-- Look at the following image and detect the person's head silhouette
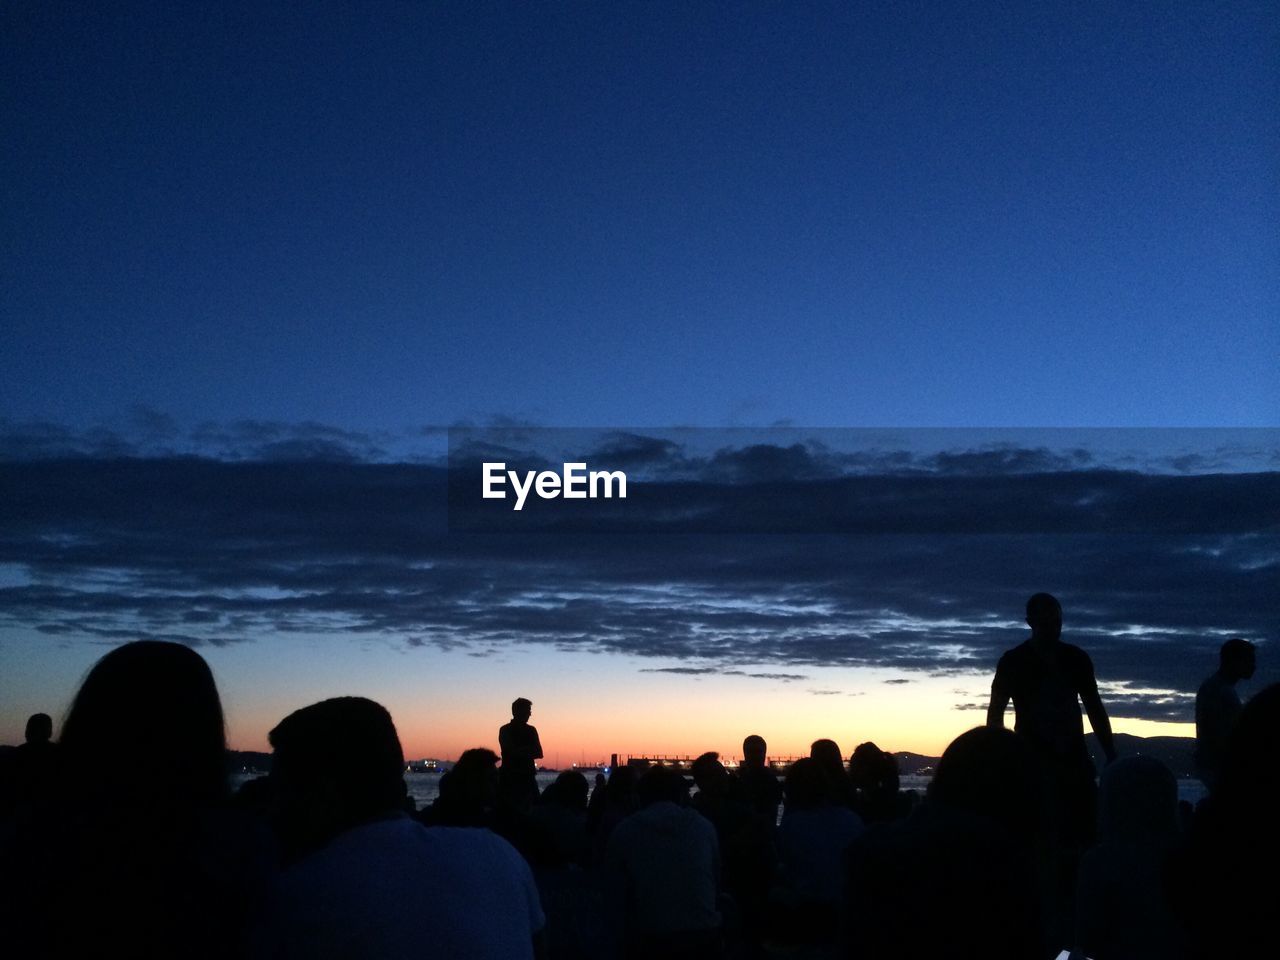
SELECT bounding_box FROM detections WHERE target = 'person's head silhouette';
[61,640,227,805]
[742,734,767,767]
[784,756,830,811]
[1220,638,1256,682]
[930,726,1041,840]
[440,747,501,817]
[511,697,533,723]
[545,769,589,811]
[809,738,843,769]
[24,712,53,745]
[637,764,688,807]
[268,696,406,861]
[1025,592,1062,642]
[849,741,898,790]
[691,751,728,794]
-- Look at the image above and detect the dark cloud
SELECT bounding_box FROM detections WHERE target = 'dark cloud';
[925,447,1094,476]
[1,429,1277,724]
[639,667,809,683]
[585,433,687,472]
[734,671,808,682]
[0,416,400,462]
[450,466,1279,535]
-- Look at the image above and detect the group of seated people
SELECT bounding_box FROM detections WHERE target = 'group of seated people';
[0,639,1275,959]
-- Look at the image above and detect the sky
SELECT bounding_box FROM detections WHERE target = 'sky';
[1,2,1277,760]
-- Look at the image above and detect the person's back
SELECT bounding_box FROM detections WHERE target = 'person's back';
[604,766,720,946]
[844,727,1047,960]
[262,815,544,960]
[988,594,1115,861]
[846,801,1042,960]
[739,734,782,824]
[1180,683,1280,960]
[778,757,865,907]
[1075,757,1187,960]
[260,697,545,960]
[993,639,1097,762]
[1194,638,1255,792]
[989,595,1115,764]
[1194,672,1238,785]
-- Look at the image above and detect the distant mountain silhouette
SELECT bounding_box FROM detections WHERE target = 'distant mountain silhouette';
[893,751,940,776]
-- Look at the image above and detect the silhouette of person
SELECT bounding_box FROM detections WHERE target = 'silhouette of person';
[499,697,544,807]
[988,594,1115,840]
[0,641,268,960]
[738,734,782,824]
[604,764,721,958]
[4,713,58,811]
[257,697,546,959]
[1194,637,1256,793]
[727,737,780,944]
[847,742,903,823]
[420,747,501,828]
[845,726,1047,960]
[809,738,855,806]
[1178,682,1280,959]
[987,593,1115,942]
[1075,756,1188,960]
[22,712,53,746]
[774,756,864,947]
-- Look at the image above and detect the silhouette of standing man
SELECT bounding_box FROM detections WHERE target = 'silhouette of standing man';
[1194,637,1256,794]
[499,697,543,807]
[987,593,1116,848]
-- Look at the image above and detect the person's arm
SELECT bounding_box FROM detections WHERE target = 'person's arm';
[531,727,543,761]
[987,658,1011,728]
[1079,654,1117,763]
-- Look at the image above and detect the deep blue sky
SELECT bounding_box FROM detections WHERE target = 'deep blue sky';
[4,1,1276,430]
[2,4,1277,756]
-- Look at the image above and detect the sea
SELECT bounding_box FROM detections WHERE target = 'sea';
[234,770,1209,810]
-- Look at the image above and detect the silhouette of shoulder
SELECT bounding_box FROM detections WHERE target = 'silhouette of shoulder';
[263,814,544,959]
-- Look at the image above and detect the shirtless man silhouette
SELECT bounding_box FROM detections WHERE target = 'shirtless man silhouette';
[988,593,1116,848]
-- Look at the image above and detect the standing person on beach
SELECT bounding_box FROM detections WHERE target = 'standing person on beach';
[738,734,782,824]
[987,594,1118,944]
[499,697,544,807]
[1194,637,1256,794]
[987,593,1117,846]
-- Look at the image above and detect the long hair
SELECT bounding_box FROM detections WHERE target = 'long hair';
[60,640,227,807]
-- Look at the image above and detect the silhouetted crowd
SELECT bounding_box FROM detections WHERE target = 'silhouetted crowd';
[0,609,1274,960]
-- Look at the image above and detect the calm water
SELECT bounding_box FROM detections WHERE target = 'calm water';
[233,770,1207,810]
